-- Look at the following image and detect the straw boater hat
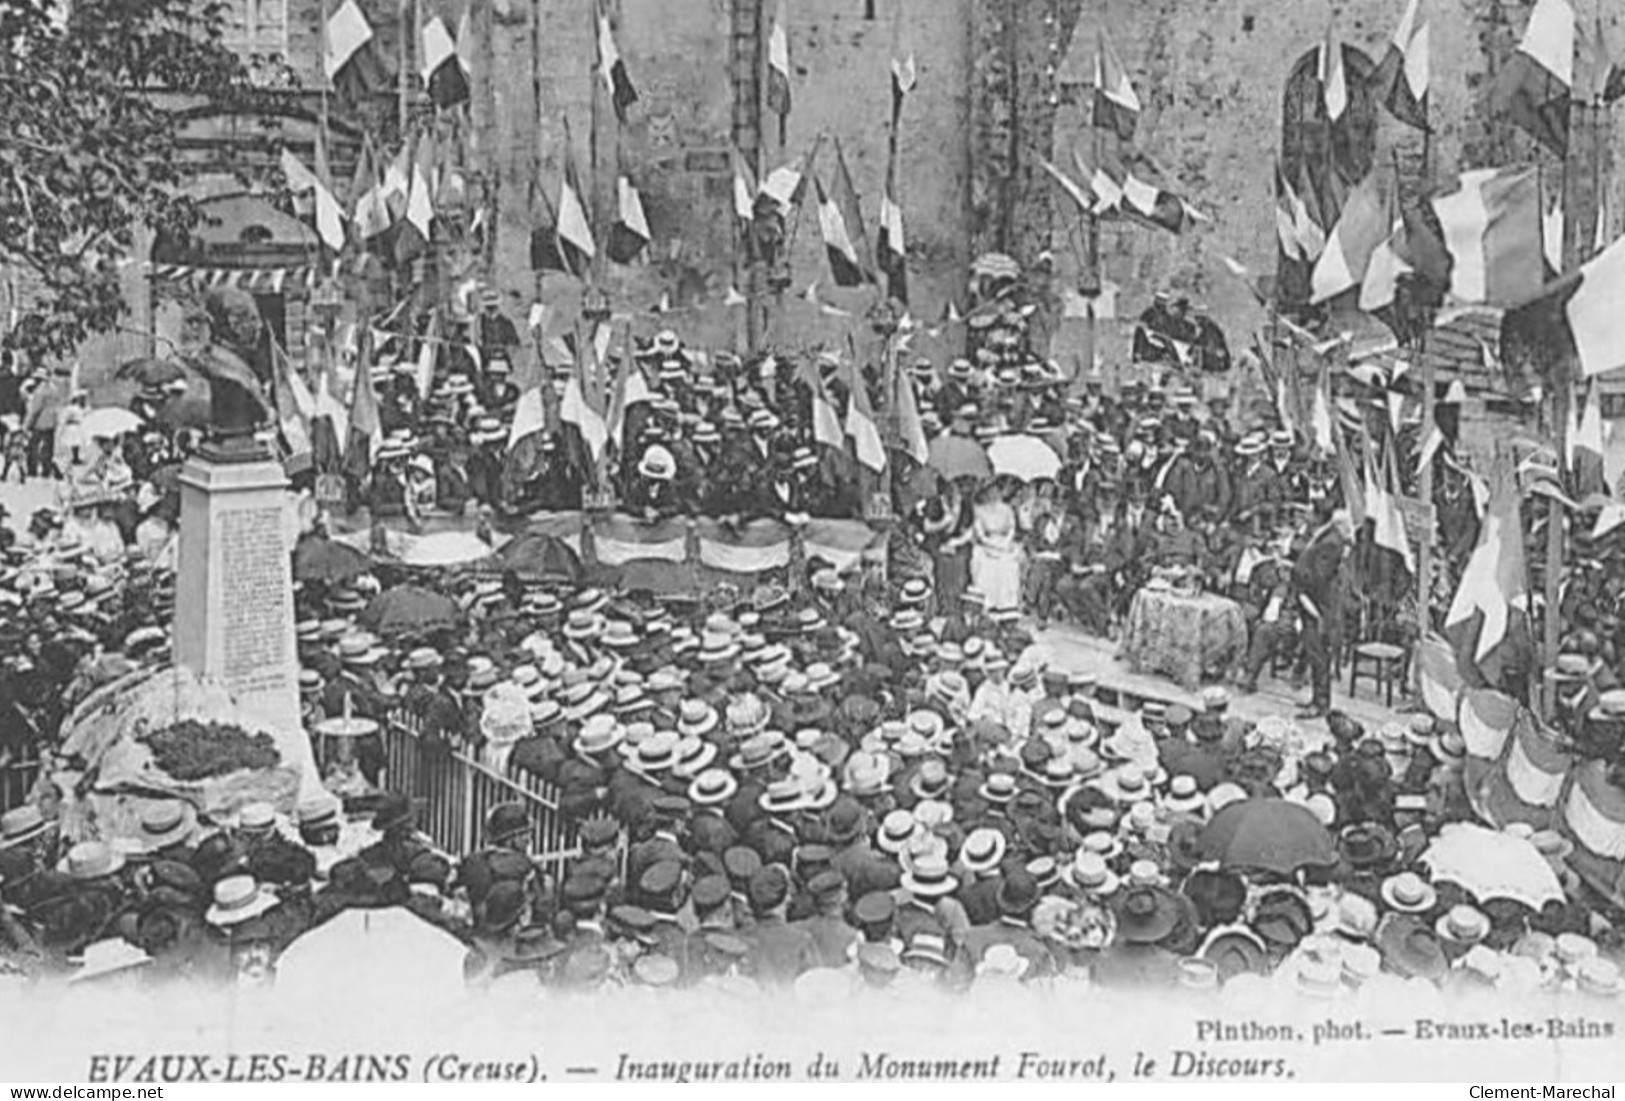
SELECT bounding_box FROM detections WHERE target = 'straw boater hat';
[688,767,739,807]
[0,806,50,849]
[900,853,959,898]
[958,827,1006,875]
[1435,905,1491,949]
[132,801,196,852]
[59,840,125,879]
[206,874,279,927]
[1380,871,1438,915]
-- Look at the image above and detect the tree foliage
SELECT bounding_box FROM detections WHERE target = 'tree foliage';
[0,0,251,360]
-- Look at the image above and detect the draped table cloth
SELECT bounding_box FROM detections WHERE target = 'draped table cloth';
[1120,587,1248,690]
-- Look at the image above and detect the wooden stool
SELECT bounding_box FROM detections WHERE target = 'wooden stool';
[1349,641,1408,707]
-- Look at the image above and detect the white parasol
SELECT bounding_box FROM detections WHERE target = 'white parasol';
[397,530,495,567]
[1420,822,1565,911]
[82,407,143,439]
[986,434,1063,482]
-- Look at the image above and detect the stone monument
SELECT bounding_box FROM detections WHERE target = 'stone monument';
[172,288,319,797]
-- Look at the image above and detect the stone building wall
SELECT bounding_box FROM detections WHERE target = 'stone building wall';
[41,0,1625,380]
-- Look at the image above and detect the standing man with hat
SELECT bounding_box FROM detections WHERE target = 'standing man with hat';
[475,288,520,381]
[1293,508,1353,718]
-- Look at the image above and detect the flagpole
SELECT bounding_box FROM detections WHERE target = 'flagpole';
[1080,30,1103,397]
[318,0,333,193]
[397,0,410,139]
[588,0,603,289]
[748,0,769,355]
[1544,0,1600,717]
[1416,91,1435,668]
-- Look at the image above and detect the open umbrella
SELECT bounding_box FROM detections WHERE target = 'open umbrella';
[81,407,143,440]
[1421,822,1565,911]
[1198,798,1337,875]
[358,585,461,638]
[496,531,583,583]
[398,530,494,568]
[292,535,371,583]
[986,434,1062,481]
[927,433,992,483]
[114,357,187,388]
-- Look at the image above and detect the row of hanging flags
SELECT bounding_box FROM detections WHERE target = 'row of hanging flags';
[494,306,932,483]
[1238,0,1625,683]
[1038,29,1209,236]
[268,0,487,264]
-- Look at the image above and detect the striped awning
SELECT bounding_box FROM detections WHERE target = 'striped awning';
[146,262,314,294]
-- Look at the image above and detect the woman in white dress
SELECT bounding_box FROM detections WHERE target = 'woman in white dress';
[969,481,1024,614]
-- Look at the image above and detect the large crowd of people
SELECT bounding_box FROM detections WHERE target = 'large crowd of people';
[0,540,1616,998]
[0,267,1619,1001]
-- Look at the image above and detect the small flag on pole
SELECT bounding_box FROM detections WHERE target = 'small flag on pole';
[557,120,597,275]
[1372,0,1430,130]
[280,150,346,252]
[597,4,639,123]
[1091,29,1141,140]
[1320,24,1348,122]
[421,15,470,109]
[325,0,392,107]
[1492,0,1573,155]
[608,175,651,264]
[765,0,792,141]
[816,140,872,288]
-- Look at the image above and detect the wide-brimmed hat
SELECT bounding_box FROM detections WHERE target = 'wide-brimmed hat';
[1066,851,1120,896]
[876,809,918,855]
[1161,774,1206,816]
[1378,914,1449,981]
[206,874,279,926]
[1112,885,1182,944]
[0,805,50,849]
[978,771,1019,804]
[675,699,720,738]
[631,732,682,775]
[900,853,959,898]
[573,714,624,756]
[134,801,196,851]
[1380,871,1438,915]
[1338,822,1398,868]
[563,610,605,641]
[1435,904,1491,947]
[755,778,806,816]
[1197,924,1269,980]
[958,827,1007,874]
[337,635,385,666]
[688,767,739,807]
[59,840,125,879]
[1251,889,1315,950]
[729,731,788,772]
[1099,765,1151,805]
[560,683,611,722]
[841,751,891,797]
[671,736,718,778]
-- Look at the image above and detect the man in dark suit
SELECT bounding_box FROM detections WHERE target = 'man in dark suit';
[959,870,1056,978]
[740,867,820,986]
[1293,508,1354,717]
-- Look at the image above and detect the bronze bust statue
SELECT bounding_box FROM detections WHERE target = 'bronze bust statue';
[192,287,273,461]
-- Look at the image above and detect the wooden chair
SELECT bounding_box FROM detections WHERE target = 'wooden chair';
[1348,600,1410,707]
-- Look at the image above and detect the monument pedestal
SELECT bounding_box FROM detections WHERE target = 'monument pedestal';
[174,456,319,798]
